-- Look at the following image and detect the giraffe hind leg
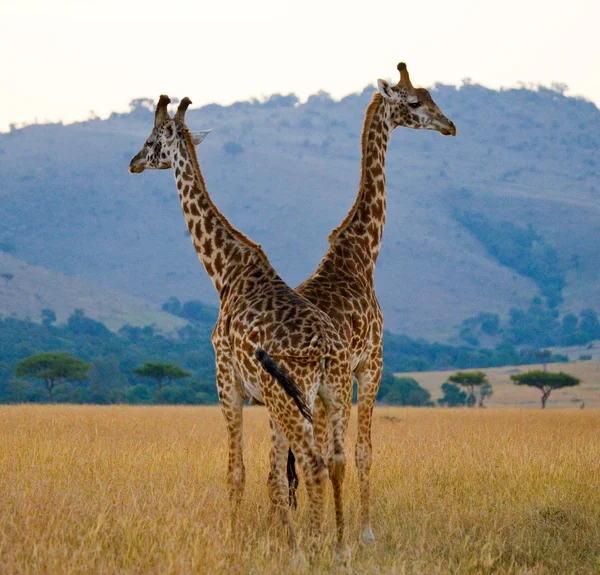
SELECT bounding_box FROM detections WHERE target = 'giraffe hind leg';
[268,419,298,549]
[286,396,327,511]
[256,359,328,545]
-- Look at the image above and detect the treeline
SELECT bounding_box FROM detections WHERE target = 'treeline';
[458,297,600,348]
[0,309,218,405]
[382,329,567,374]
[0,298,573,405]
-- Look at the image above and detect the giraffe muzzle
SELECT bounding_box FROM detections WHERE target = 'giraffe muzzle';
[128,156,145,174]
[440,120,457,137]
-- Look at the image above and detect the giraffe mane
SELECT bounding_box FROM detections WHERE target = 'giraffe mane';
[327,92,383,243]
[182,127,270,265]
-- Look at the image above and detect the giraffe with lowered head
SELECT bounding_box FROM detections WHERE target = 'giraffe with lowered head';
[287,63,457,544]
[128,96,353,562]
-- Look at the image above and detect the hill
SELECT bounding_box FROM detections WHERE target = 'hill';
[2,83,599,339]
[0,252,187,333]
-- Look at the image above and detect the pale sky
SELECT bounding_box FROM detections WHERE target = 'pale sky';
[1,0,599,132]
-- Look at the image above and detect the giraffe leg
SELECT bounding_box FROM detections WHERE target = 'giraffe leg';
[313,395,329,458]
[290,434,328,545]
[355,350,382,545]
[215,356,245,541]
[319,362,352,562]
[286,396,327,512]
[258,367,328,545]
[267,418,298,549]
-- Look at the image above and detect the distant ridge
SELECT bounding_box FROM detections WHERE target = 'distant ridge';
[1,83,599,339]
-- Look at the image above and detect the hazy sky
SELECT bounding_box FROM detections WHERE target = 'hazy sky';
[1,0,598,131]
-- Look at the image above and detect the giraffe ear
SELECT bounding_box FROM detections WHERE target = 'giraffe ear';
[191,130,211,146]
[377,79,395,100]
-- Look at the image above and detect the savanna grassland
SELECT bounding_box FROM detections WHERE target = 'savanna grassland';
[1,406,599,574]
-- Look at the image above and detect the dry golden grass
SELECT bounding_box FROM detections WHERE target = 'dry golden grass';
[1,405,599,574]
[401,360,600,408]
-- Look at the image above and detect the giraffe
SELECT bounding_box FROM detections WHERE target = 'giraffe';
[287,63,457,544]
[128,96,353,562]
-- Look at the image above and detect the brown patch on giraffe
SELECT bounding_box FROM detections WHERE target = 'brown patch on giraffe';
[371,164,383,178]
[372,198,384,220]
[204,213,214,235]
[214,252,224,276]
[214,229,224,249]
[203,237,213,259]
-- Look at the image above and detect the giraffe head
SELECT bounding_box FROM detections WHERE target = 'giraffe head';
[377,63,456,136]
[129,95,210,174]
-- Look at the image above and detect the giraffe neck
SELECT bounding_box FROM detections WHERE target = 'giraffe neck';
[327,93,390,274]
[172,129,270,295]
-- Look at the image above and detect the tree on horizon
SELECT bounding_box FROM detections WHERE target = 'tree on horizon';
[510,370,580,409]
[15,352,92,402]
[133,362,191,391]
[448,371,489,407]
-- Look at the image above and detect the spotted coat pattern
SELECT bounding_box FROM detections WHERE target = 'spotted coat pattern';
[129,96,353,560]
[294,63,456,544]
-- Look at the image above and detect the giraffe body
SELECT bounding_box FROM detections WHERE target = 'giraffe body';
[129,96,352,562]
[291,63,457,543]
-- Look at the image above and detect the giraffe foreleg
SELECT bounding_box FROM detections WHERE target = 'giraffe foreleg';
[216,354,245,542]
[319,360,353,562]
[355,351,382,545]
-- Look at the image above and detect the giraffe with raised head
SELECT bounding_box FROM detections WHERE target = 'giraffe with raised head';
[288,63,457,545]
[128,96,353,562]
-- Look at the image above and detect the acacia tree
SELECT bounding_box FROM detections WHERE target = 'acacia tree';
[437,382,467,407]
[448,371,489,407]
[133,362,191,391]
[15,352,92,402]
[510,370,580,409]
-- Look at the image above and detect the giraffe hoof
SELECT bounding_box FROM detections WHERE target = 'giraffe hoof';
[290,548,308,572]
[360,526,375,546]
[335,544,352,570]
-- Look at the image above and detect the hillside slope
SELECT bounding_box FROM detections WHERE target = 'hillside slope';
[1,83,599,338]
[0,253,187,333]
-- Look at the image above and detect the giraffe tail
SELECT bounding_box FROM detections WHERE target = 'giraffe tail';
[287,448,299,510]
[255,347,305,511]
[254,347,313,423]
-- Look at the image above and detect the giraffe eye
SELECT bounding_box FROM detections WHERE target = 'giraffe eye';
[408,101,421,109]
